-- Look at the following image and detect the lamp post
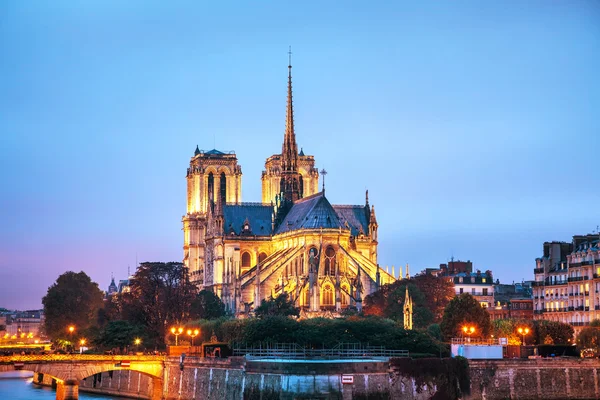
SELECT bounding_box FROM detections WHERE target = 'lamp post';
[67,325,75,352]
[187,329,200,347]
[79,339,86,354]
[170,327,184,346]
[462,325,476,341]
[517,327,530,346]
[134,338,141,353]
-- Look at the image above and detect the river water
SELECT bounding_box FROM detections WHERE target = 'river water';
[0,371,128,400]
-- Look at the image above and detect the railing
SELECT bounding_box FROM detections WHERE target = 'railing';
[0,354,165,363]
[534,310,544,314]
[451,338,500,346]
[232,342,409,359]
[546,307,568,312]
[568,276,589,282]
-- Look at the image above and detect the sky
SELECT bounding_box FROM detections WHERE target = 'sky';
[1,1,599,310]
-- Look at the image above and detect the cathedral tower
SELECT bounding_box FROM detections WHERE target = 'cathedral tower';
[182,148,242,286]
[262,56,319,204]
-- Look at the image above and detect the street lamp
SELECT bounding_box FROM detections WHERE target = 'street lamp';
[79,339,86,354]
[170,327,184,346]
[134,338,142,353]
[517,327,530,346]
[67,325,75,352]
[187,329,200,347]
[462,325,476,342]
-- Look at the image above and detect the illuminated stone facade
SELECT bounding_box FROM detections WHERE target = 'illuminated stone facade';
[182,62,395,317]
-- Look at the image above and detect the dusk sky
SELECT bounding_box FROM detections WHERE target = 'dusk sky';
[1,1,599,310]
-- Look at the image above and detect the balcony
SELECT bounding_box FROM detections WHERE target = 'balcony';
[586,291,590,296]
[534,310,544,315]
[534,268,544,274]
[572,322,590,327]
[595,305,600,310]
[568,276,589,283]
[595,273,600,279]
[547,307,568,313]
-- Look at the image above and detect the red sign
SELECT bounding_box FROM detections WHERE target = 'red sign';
[341,375,354,384]
[120,361,131,368]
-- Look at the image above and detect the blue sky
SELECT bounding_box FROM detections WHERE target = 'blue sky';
[1,1,599,310]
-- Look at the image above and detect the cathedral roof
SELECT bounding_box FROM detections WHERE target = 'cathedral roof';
[204,149,225,155]
[223,203,273,236]
[333,205,369,237]
[275,192,343,234]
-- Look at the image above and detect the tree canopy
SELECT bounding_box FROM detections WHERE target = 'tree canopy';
[440,293,491,340]
[254,292,299,318]
[42,271,104,342]
[190,290,226,320]
[577,319,600,352]
[93,320,148,352]
[120,262,197,347]
[363,274,454,327]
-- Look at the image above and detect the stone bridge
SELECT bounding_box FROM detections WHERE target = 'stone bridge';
[0,354,165,400]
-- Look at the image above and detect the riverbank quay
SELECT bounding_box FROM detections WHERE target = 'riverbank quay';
[23,356,600,399]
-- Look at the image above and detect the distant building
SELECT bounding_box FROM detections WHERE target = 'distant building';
[532,233,600,334]
[488,282,533,321]
[428,260,494,308]
[107,277,118,296]
[3,310,44,338]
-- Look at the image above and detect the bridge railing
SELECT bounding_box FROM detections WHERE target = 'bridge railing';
[0,354,166,363]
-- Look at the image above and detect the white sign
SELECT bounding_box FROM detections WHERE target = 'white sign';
[341,375,354,384]
[499,338,508,345]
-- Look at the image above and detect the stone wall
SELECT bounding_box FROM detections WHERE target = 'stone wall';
[467,359,600,400]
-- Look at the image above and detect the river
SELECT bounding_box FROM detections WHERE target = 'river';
[0,371,129,400]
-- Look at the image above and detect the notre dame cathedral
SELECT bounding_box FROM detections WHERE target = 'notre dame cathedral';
[182,60,396,318]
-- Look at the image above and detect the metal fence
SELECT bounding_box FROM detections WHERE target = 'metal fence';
[451,338,501,346]
[232,342,409,359]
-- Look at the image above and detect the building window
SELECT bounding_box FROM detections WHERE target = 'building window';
[207,172,214,202]
[471,288,476,295]
[459,288,463,294]
[322,284,334,306]
[341,284,350,306]
[258,252,268,265]
[483,288,488,296]
[324,246,335,275]
[482,278,486,283]
[220,172,226,204]
[241,252,251,269]
[459,277,463,283]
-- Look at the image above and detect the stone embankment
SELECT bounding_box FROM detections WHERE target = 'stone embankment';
[31,356,600,399]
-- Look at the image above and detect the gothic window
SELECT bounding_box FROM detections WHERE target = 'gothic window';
[241,252,251,269]
[258,252,268,265]
[322,284,334,306]
[324,246,335,275]
[299,175,304,197]
[308,247,318,272]
[208,172,214,202]
[303,289,309,307]
[220,172,226,204]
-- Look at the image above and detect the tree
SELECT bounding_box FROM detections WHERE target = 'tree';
[534,320,573,345]
[190,290,226,320]
[491,318,534,345]
[411,274,455,323]
[121,262,197,347]
[576,319,600,353]
[363,281,433,328]
[94,320,148,352]
[254,293,299,318]
[440,293,491,341]
[42,271,104,342]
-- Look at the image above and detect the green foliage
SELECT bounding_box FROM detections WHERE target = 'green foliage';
[120,262,197,348]
[363,274,454,327]
[94,320,148,351]
[491,318,534,345]
[427,324,442,341]
[190,290,226,320]
[534,320,573,345]
[440,294,491,341]
[42,271,104,342]
[197,315,444,355]
[389,357,470,400]
[491,318,573,345]
[254,293,299,318]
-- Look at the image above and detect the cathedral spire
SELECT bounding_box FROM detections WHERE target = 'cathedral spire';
[279,47,302,204]
[282,46,298,173]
